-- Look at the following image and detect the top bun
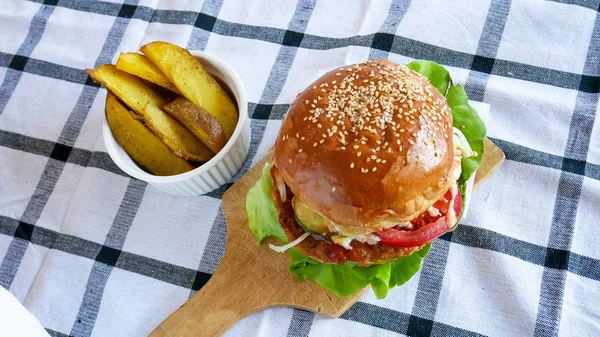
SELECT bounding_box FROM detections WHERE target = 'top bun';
[274,59,458,229]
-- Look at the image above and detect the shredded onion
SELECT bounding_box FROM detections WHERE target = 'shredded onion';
[452,127,476,219]
[272,167,287,202]
[269,232,310,253]
[453,127,476,158]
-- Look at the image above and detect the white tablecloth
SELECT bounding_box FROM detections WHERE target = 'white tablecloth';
[1,0,599,336]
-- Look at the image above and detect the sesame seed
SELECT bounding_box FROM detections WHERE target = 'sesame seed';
[332,187,336,192]
[289,159,292,163]
[372,167,377,172]
[298,149,303,153]
[350,162,355,168]
[320,139,324,144]
[366,157,371,163]
[357,151,362,157]
[301,136,305,140]
[353,144,359,149]
[312,86,317,89]
[313,142,317,147]
[317,124,322,129]
[336,72,341,76]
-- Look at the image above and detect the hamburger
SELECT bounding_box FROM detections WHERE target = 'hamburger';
[247,59,486,298]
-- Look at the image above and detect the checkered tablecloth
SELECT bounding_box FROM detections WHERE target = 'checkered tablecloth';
[1,0,600,336]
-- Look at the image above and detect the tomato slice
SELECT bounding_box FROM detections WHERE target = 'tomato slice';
[374,189,462,248]
[452,188,462,220]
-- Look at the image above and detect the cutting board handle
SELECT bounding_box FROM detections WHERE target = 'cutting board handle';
[149,253,255,337]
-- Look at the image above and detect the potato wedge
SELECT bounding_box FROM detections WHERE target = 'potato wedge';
[116,53,181,94]
[143,103,214,162]
[105,93,193,176]
[162,97,227,153]
[140,41,238,139]
[128,109,144,122]
[86,64,165,116]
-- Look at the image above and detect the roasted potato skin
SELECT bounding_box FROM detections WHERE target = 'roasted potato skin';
[162,97,227,153]
[105,93,194,176]
[116,53,181,94]
[143,103,214,162]
[87,64,213,162]
[86,64,165,116]
[140,41,239,139]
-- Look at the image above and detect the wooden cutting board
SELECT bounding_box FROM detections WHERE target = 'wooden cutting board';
[150,139,504,337]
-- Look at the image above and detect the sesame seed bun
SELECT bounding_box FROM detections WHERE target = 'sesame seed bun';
[274,59,457,229]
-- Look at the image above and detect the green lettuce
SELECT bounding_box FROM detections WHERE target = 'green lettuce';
[246,163,288,244]
[446,85,487,182]
[245,60,486,299]
[289,244,431,299]
[406,60,451,95]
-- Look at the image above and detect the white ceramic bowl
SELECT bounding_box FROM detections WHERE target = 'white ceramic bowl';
[102,51,250,196]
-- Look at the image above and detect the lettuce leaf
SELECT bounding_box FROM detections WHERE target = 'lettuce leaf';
[446,85,487,181]
[289,243,430,299]
[246,163,288,245]
[406,60,451,95]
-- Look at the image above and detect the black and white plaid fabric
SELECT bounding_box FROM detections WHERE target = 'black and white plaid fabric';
[1,0,599,336]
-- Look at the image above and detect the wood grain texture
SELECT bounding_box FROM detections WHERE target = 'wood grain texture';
[150,138,504,337]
